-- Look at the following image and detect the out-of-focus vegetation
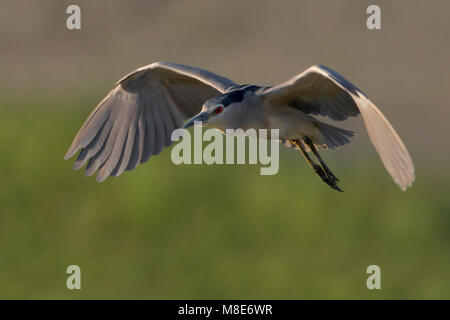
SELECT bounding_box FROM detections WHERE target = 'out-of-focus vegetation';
[0,99,449,299]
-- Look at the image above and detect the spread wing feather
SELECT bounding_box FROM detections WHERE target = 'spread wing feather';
[65,62,238,181]
[263,65,415,190]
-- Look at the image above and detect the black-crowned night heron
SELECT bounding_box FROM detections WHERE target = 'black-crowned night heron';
[65,62,415,191]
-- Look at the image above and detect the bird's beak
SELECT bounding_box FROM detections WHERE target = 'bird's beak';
[182,112,208,129]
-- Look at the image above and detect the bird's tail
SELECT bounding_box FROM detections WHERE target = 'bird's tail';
[315,122,354,150]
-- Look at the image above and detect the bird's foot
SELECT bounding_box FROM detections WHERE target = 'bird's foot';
[313,165,343,192]
[323,166,340,183]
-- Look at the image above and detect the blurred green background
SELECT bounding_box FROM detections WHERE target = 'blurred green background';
[0,0,449,299]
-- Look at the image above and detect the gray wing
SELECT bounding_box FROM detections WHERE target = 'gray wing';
[65,62,238,181]
[262,65,415,191]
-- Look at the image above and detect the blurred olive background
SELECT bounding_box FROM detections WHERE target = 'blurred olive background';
[0,0,449,299]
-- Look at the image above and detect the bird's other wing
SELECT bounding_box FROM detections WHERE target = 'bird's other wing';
[262,65,415,191]
[65,62,239,182]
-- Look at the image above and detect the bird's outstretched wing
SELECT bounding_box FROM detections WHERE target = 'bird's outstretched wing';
[65,62,238,181]
[262,65,415,191]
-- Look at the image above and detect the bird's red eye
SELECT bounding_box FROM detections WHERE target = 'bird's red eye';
[215,106,224,114]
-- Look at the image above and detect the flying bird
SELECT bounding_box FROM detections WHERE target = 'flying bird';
[65,62,415,191]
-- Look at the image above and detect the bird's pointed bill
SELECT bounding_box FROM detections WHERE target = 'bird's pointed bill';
[182,112,208,128]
